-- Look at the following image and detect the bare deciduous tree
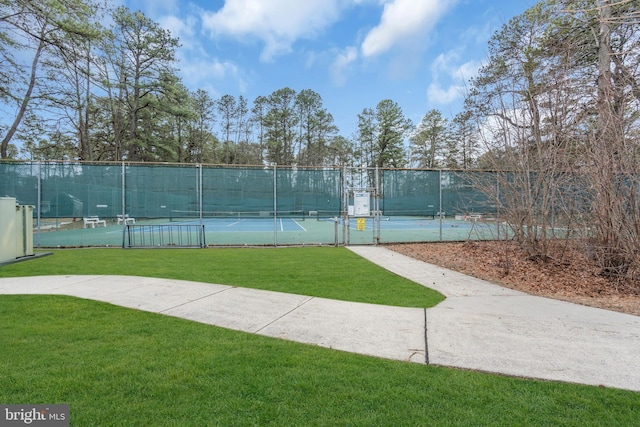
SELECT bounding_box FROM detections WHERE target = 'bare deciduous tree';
[466,0,640,282]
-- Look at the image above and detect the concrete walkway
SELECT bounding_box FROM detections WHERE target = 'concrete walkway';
[349,246,640,392]
[1,246,639,392]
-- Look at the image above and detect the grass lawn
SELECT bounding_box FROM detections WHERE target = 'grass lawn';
[0,295,638,426]
[0,247,638,425]
[0,247,444,307]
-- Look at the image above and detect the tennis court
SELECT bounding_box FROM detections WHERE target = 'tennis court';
[341,216,501,245]
[168,210,308,232]
[32,214,503,248]
[3,161,509,247]
[207,217,306,232]
[34,216,337,247]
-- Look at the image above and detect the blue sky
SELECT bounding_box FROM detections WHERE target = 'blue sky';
[119,0,534,137]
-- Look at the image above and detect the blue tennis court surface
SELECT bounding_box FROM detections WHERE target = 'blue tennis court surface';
[321,217,479,230]
[170,217,307,232]
[34,215,504,247]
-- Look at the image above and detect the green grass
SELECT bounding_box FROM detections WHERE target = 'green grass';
[1,248,638,425]
[1,295,638,426]
[0,247,444,307]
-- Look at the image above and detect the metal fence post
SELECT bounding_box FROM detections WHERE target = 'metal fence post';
[36,161,41,248]
[198,163,204,247]
[342,165,347,245]
[121,162,126,248]
[273,163,277,247]
[496,174,501,241]
[439,169,443,241]
[374,166,380,245]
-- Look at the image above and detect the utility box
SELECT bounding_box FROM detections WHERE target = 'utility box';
[15,204,34,258]
[0,197,34,263]
[0,197,17,263]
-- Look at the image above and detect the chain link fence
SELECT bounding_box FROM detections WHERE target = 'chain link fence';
[1,161,502,247]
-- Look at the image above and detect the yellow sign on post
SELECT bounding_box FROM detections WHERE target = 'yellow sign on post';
[356,217,366,231]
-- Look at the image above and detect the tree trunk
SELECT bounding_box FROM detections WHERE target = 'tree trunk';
[0,33,45,158]
[590,0,630,276]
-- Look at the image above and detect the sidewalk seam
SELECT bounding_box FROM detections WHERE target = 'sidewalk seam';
[254,296,315,333]
[424,308,429,364]
[158,286,235,314]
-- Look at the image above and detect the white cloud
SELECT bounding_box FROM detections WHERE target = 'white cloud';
[158,14,196,48]
[427,83,463,105]
[135,3,248,96]
[176,52,247,97]
[201,0,347,62]
[456,60,481,83]
[133,0,180,15]
[329,46,359,86]
[427,50,481,105]
[433,51,481,82]
[361,0,459,58]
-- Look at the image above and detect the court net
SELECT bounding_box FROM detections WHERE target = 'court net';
[313,209,439,221]
[169,209,306,222]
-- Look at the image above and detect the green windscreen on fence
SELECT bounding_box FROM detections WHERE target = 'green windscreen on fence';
[381,170,496,217]
[126,164,197,218]
[0,162,343,220]
[275,168,342,216]
[46,163,122,218]
[381,169,441,216]
[0,162,39,207]
[1,162,499,222]
[200,167,342,217]
[442,171,497,215]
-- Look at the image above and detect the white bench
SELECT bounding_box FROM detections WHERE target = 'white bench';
[83,216,106,228]
[117,214,136,225]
